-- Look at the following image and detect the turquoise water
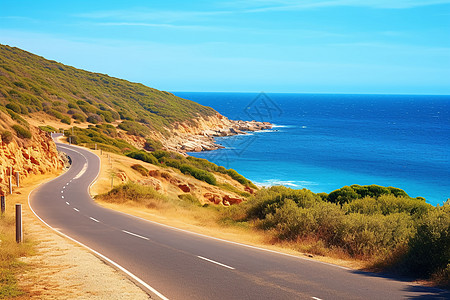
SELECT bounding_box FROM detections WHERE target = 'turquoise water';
[174,92,450,206]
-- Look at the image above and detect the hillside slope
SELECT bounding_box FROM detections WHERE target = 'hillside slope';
[0,44,216,135]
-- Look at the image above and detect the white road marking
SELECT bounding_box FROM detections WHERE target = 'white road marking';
[66,183,69,186]
[197,256,235,270]
[73,163,88,179]
[61,190,64,193]
[121,230,149,240]
[73,208,79,212]
[312,297,323,300]
[65,202,70,205]
[61,196,64,199]
[110,207,350,271]
[89,217,100,223]
[63,186,65,189]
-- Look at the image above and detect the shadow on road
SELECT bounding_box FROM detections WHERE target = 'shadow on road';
[350,270,449,299]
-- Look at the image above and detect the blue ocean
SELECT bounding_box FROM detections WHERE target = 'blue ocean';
[174,92,450,206]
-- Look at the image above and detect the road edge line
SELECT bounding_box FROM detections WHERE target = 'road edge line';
[29,143,169,300]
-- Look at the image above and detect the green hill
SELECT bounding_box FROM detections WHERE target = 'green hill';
[0,44,215,134]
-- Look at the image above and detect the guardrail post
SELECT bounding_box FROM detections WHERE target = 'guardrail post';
[9,176,12,194]
[15,171,20,187]
[95,143,97,151]
[1,195,5,215]
[16,204,22,243]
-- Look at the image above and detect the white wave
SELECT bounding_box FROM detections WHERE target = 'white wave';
[253,179,318,188]
[255,129,279,133]
[272,124,295,128]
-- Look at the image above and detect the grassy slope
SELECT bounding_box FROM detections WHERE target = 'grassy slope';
[0,44,216,134]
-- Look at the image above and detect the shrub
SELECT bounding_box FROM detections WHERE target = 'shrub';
[127,150,158,165]
[327,185,413,205]
[96,182,167,206]
[144,138,163,151]
[12,125,31,139]
[131,164,149,177]
[87,114,102,124]
[60,115,71,125]
[6,103,22,114]
[179,164,217,185]
[344,194,431,217]
[72,113,86,122]
[38,125,56,133]
[118,120,150,137]
[401,205,450,279]
[226,168,253,186]
[1,131,13,144]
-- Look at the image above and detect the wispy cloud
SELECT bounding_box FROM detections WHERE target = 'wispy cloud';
[75,9,231,23]
[226,0,450,11]
[93,22,215,31]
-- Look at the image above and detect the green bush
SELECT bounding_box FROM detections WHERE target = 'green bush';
[401,205,450,279]
[96,182,166,205]
[327,185,414,205]
[179,164,216,185]
[60,115,71,125]
[38,125,57,133]
[5,103,22,114]
[86,114,102,124]
[12,125,31,139]
[118,120,150,137]
[131,164,149,176]
[243,186,418,258]
[344,194,431,217]
[1,131,13,144]
[127,150,158,165]
[72,113,86,122]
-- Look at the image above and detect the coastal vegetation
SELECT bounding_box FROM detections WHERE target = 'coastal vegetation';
[99,181,449,287]
[126,149,255,187]
[0,44,216,135]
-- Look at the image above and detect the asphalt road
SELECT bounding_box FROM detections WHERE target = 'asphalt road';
[29,136,447,299]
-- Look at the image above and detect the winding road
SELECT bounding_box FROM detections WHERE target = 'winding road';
[28,135,447,299]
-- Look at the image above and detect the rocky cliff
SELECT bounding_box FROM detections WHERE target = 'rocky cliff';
[160,113,272,153]
[0,115,63,194]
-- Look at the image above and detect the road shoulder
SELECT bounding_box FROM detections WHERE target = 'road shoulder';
[16,173,150,299]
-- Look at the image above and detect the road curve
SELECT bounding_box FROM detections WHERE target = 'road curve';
[29,136,446,300]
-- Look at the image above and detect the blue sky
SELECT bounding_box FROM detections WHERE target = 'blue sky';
[1,1,449,94]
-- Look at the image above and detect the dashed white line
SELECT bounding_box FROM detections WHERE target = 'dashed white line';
[73,208,79,212]
[61,196,64,199]
[312,297,323,300]
[63,186,65,189]
[89,217,100,223]
[66,183,69,186]
[197,256,235,270]
[65,202,70,205]
[121,230,149,240]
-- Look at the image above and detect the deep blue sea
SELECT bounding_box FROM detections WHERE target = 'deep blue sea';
[174,92,450,206]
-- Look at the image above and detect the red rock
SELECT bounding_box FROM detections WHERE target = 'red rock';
[178,184,190,193]
[223,195,243,205]
[244,186,254,194]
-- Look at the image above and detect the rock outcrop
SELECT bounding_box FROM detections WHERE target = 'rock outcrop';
[161,113,272,154]
[0,126,63,194]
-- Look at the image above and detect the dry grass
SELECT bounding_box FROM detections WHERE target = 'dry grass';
[0,172,150,299]
[0,174,53,298]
